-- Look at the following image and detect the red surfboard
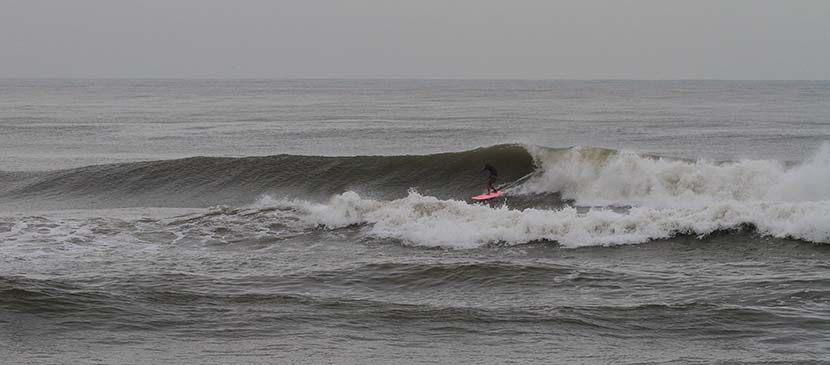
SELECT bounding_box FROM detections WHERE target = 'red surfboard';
[471,191,504,201]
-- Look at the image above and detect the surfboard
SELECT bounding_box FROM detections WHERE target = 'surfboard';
[471,191,504,201]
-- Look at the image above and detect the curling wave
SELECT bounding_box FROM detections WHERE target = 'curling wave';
[0,144,535,209]
[218,142,830,247]
[2,143,828,247]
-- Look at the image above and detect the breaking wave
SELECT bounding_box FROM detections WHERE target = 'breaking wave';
[1,142,828,248]
[518,143,830,207]
[243,142,830,248]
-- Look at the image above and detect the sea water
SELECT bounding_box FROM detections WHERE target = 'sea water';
[1,79,828,363]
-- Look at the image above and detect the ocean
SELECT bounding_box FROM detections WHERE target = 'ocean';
[1,79,828,363]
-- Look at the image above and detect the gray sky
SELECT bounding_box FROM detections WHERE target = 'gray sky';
[2,0,829,79]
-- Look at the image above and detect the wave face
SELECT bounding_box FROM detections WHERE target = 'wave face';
[2,143,828,248]
[0,144,535,209]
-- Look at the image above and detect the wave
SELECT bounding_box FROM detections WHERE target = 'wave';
[0,276,129,315]
[2,143,828,247]
[235,142,829,248]
[2,273,784,337]
[0,144,535,209]
[4,142,827,211]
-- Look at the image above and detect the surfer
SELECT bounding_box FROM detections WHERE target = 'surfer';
[482,164,498,193]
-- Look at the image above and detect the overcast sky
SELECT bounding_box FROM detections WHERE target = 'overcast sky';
[2,0,829,79]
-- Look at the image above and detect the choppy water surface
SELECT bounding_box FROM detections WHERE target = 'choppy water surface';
[1,80,829,363]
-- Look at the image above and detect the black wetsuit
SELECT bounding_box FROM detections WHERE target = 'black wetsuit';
[482,164,498,193]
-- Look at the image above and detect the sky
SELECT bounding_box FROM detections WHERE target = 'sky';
[1,0,829,79]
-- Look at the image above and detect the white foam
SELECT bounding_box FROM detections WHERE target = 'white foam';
[518,143,830,208]
[254,190,830,249]
[767,143,830,203]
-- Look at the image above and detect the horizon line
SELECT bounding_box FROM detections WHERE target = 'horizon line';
[2,77,829,82]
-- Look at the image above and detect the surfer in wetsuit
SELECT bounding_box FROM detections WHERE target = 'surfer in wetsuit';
[482,164,498,193]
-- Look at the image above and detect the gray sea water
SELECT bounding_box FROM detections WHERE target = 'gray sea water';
[1,79,829,364]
